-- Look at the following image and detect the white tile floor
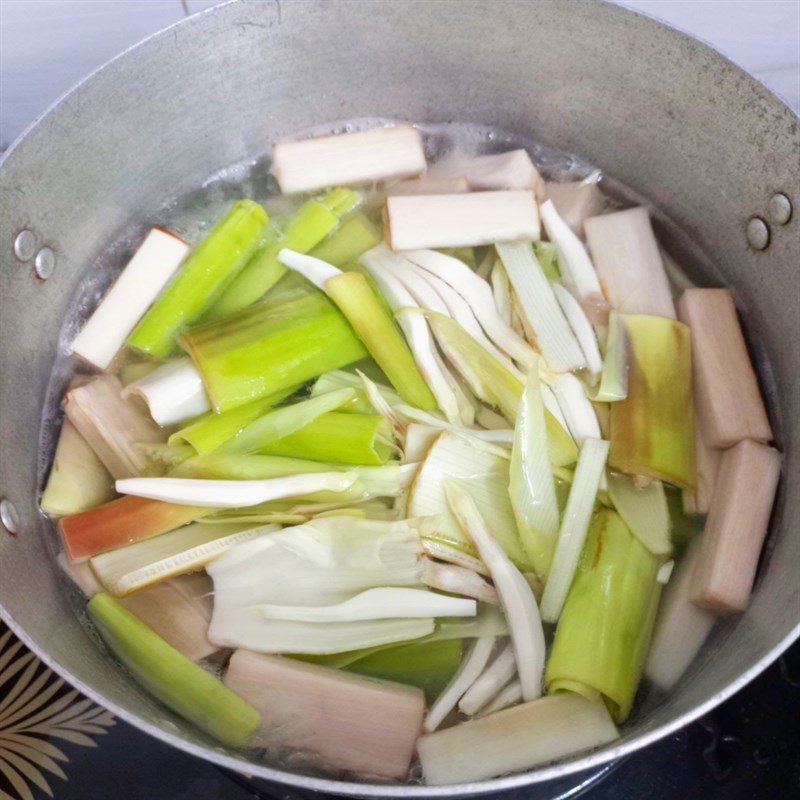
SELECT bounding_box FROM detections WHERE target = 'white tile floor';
[1,0,798,147]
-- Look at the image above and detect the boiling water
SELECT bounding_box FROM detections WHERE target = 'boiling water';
[36,119,757,780]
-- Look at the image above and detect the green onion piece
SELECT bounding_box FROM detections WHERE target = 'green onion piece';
[219,388,356,455]
[509,366,561,580]
[168,387,296,454]
[545,509,661,722]
[540,437,610,623]
[324,271,437,410]
[609,314,695,487]
[606,471,672,555]
[87,593,260,747]
[180,285,368,412]
[589,310,629,402]
[206,189,359,319]
[259,411,396,465]
[534,241,560,282]
[128,200,268,358]
[308,213,381,268]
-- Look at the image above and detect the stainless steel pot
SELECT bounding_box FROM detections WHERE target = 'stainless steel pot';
[0,0,797,795]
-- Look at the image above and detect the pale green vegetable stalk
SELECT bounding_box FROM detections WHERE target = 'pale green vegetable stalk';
[545,509,661,722]
[41,420,115,516]
[609,314,695,487]
[312,369,403,414]
[509,367,560,580]
[415,310,577,466]
[534,241,560,282]
[206,189,359,319]
[218,388,356,455]
[308,213,381,268]
[540,438,610,623]
[258,411,396,465]
[128,200,268,358]
[168,387,296,454]
[606,471,672,555]
[589,310,629,402]
[170,452,332,480]
[88,593,260,747]
[90,521,276,596]
[180,285,368,412]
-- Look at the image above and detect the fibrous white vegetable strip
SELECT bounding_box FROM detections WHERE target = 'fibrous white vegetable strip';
[458,641,516,715]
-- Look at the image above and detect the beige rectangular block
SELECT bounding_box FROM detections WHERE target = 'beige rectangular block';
[690,439,781,613]
[677,288,772,447]
[682,415,722,515]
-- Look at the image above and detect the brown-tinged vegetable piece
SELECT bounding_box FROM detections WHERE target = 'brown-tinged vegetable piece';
[690,439,781,613]
[676,288,772,448]
[545,181,606,236]
[223,650,425,780]
[683,415,721,515]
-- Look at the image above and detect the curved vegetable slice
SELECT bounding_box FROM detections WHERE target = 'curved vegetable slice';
[422,559,498,603]
[589,310,629,402]
[551,373,602,446]
[546,509,661,721]
[540,438,610,623]
[458,641,516,715]
[477,679,522,716]
[552,283,603,381]
[446,484,545,702]
[424,637,496,732]
[124,359,210,427]
[509,367,560,580]
[606,471,672,555]
[88,593,259,748]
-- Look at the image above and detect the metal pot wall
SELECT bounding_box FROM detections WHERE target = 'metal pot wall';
[0,0,797,795]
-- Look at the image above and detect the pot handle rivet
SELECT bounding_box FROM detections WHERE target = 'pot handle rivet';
[0,499,19,536]
[767,193,792,226]
[34,247,56,280]
[746,217,770,251]
[13,230,37,262]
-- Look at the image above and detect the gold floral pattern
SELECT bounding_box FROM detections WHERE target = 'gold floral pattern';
[0,625,115,800]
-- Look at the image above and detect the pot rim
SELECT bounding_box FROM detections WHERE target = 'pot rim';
[1,0,797,794]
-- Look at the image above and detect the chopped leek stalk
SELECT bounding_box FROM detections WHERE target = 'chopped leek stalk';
[308,213,381,268]
[584,207,676,319]
[477,678,522,716]
[421,538,490,576]
[446,484,546,702]
[491,260,513,325]
[259,411,396,465]
[257,587,476,622]
[168,387,295,454]
[361,245,465,424]
[606,471,672,555]
[540,438,610,623]
[546,509,661,721]
[71,227,189,370]
[386,190,540,250]
[311,369,403,413]
[64,375,166,479]
[509,368,560,580]
[551,373,602,446]
[180,285,368,413]
[589,310,629,402]
[404,423,441,463]
[429,149,545,194]
[552,283,603,381]
[422,560,498,604]
[128,200,267,357]
[408,431,527,566]
[387,176,470,195]
[322,269,438,409]
[608,314,695,487]
[458,641,516,715]
[545,180,607,236]
[40,420,115,517]
[124,359,210,427]
[425,637,496,732]
[417,692,618,785]
[402,248,535,369]
[496,242,587,373]
[272,125,426,194]
[169,452,331,480]
[395,404,512,445]
[88,593,260,748]
[539,200,603,303]
[89,521,276,596]
[223,651,426,781]
[115,472,357,508]
[119,360,161,387]
[206,189,359,318]
[534,241,560,282]
[219,388,356,455]
[356,370,407,438]
[59,495,210,561]
[343,638,462,702]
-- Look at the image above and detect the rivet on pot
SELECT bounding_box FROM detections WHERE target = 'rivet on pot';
[34,247,56,280]
[746,217,770,251]
[0,499,19,536]
[13,230,37,262]
[767,193,792,226]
